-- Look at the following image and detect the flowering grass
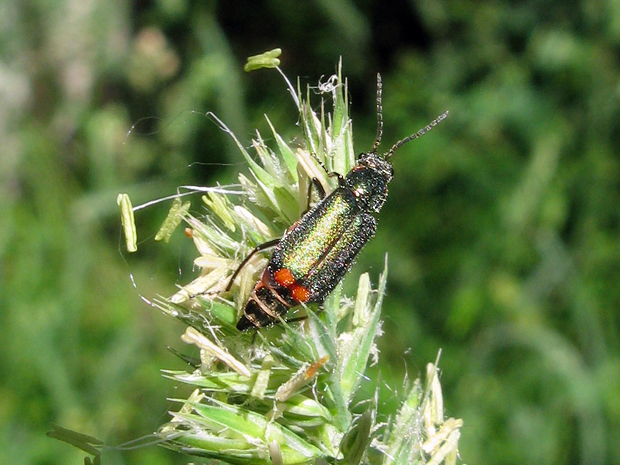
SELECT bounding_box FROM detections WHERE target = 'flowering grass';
[116,55,462,464]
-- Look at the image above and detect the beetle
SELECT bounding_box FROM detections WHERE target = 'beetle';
[231,75,448,330]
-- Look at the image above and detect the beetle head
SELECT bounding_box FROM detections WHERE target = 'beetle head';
[345,153,393,212]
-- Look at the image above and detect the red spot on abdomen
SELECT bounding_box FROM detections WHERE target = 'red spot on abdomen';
[273,268,310,302]
[274,268,296,286]
[291,285,310,302]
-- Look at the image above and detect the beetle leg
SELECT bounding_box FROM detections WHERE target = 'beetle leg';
[328,171,345,187]
[309,152,345,183]
[225,238,281,291]
[303,171,346,213]
[301,178,328,214]
[311,178,327,199]
[309,151,329,175]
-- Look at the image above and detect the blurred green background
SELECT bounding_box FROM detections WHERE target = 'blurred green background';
[3,0,620,464]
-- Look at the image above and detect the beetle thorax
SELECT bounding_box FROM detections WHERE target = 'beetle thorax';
[345,153,393,212]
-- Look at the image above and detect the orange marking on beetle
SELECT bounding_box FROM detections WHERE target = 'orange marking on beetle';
[274,268,296,287]
[291,285,310,302]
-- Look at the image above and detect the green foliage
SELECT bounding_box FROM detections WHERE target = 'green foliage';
[2,1,619,465]
[143,72,460,464]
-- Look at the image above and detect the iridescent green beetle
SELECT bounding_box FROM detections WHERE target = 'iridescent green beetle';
[233,75,448,330]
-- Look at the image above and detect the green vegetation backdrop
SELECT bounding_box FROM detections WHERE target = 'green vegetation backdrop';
[2,1,619,464]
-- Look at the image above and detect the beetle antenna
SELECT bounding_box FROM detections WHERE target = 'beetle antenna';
[371,73,383,154]
[385,110,449,160]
